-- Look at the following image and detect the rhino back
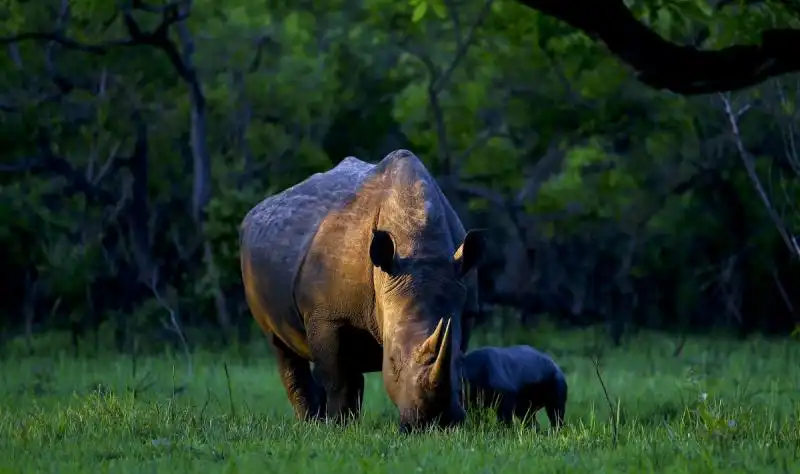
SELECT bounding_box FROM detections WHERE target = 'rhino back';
[463,346,557,393]
[240,157,377,357]
[503,345,560,387]
[463,348,519,393]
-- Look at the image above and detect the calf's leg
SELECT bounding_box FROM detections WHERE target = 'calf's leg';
[495,392,517,426]
[546,377,568,429]
[546,399,566,429]
[513,399,540,428]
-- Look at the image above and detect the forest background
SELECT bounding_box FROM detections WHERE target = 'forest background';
[2,0,800,355]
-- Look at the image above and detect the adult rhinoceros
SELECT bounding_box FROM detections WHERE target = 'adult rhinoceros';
[239,149,485,432]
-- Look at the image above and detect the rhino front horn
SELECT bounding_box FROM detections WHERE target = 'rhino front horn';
[419,317,445,359]
[429,317,452,386]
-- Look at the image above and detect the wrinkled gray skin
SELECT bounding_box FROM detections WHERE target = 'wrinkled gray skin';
[239,149,485,432]
[461,345,567,429]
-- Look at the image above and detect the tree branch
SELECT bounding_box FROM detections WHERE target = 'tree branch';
[514,0,800,94]
[0,31,111,53]
[434,0,494,93]
[393,0,494,176]
[0,1,190,57]
[1,130,119,205]
[148,270,193,386]
[719,92,800,258]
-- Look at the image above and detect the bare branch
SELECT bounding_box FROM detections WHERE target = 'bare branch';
[232,70,255,185]
[774,82,800,175]
[7,43,24,68]
[131,0,190,14]
[719,92,800,259]
[453,127,510,173]
[434,0,494,93]
[515,137,567,204]
[0,0,189,58]
[443,0,463,45]
[392,1,494,176]
[149,270,193,384]
[592,357,619,449]
[772,266,796,317]
[120,2,193,82]
[248,35,278,73]
[1,130,119,205]
[0,32,109,53]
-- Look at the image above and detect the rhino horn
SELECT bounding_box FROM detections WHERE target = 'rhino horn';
[417,317,445,362]
[428,317,453,387]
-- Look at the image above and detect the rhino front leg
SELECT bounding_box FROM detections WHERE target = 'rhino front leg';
[513,400,540,428]
[311,363,364,419]
[495,392,517,426]
[307,323,364,424]
[269,333,324,421]
[325,373,364,423]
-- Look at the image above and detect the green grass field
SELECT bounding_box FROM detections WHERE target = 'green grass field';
[1,326,798,473]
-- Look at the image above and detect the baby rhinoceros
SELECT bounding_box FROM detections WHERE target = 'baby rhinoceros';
[461,345,567,429]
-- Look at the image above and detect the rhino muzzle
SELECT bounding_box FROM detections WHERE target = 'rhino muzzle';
[395,317,464,432]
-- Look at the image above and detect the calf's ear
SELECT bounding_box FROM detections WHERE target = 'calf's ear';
[370,229,397,273]
[453,229,487,278]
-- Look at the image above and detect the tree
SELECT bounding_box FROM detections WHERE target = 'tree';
[510,0,800,94]
[0,0,797,352]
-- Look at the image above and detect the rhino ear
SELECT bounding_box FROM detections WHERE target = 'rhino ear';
[370,229,396,273]
[453,229,487,278]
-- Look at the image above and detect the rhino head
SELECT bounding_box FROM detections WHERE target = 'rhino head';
[369,228,486,433]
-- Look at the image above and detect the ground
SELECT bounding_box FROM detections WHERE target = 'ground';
[1,325,798,473]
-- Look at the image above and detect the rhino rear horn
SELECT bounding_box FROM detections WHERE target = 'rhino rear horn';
[428,317,452,386]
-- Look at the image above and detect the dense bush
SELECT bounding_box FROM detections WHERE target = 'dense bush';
[1,0,798,351]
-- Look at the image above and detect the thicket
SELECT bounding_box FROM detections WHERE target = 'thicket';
[1,0,798,352]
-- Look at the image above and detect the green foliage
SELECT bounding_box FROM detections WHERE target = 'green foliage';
[204,185,269,289]
[409,0,447,23]
[1,0,798,336]
[531,139,641,236]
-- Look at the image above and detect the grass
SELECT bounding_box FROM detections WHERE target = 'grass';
[1,325,799,473]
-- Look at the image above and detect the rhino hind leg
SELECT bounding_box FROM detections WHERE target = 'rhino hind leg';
[546,376,567,429]
[545,396,566,430]
[270,333,324,421]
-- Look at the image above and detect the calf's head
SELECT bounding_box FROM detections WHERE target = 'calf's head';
[369,228,486,433]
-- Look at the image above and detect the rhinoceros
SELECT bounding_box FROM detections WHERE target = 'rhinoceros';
[461,345,567,429]
[239,149,486,432]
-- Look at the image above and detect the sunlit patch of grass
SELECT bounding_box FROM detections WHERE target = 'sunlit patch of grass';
[0,327,798,472]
